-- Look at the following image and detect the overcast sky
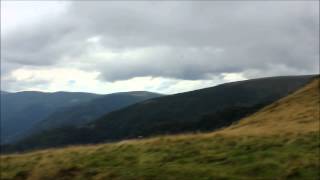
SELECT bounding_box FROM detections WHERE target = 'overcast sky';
[1,1,319,94]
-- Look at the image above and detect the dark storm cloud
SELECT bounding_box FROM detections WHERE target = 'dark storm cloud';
[2,1,319,82]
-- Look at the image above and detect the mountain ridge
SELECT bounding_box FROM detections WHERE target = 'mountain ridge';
[23,91,162,137]
[1,91,162,144]
[5,75,316,151]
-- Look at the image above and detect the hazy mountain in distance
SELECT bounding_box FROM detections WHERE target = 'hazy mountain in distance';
[0,91,9,95]
[23,91,162,138]
[1,91,162,144]
[9,75,316,151]
[1,91,99,144]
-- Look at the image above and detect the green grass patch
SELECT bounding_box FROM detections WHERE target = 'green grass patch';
[1,132,319,180]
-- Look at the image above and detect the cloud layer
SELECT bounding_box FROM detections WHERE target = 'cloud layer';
[1,1,319,93]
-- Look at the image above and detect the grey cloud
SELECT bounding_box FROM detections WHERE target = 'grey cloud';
[2,1,319,84]
[2,19,85,66]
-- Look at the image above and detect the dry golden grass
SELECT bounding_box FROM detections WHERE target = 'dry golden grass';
[217,78,320,136]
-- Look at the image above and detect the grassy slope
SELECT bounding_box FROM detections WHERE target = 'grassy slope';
[1,79,319,180]
[219,77,319,136]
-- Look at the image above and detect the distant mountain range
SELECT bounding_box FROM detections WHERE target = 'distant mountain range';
[0,91,162,144]
[1,91,99,144]
[0,91,9,95]
[23,91,162,138]
[3,75,316,152]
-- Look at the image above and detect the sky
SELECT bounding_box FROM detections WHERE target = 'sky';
[1,1,319,94]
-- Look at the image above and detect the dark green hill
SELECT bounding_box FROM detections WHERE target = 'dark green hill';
[5,75,316,152]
